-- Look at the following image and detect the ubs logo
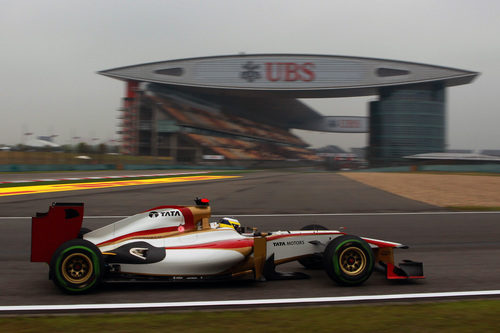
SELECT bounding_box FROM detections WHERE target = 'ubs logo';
[240,61,261,82]
[328,120,337,128]
[240,61,316,83]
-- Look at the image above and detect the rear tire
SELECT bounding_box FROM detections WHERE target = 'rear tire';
[298,224,327,269]
[50,239,103,294]
[323,235,374,286]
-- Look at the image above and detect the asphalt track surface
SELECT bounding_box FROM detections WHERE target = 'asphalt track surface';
[1,170,500,311]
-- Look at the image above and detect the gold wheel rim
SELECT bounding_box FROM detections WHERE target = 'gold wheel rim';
[339,246,366,276]
[61,253,93,284]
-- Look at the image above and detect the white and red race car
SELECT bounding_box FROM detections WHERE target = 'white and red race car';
[31,198,424,294]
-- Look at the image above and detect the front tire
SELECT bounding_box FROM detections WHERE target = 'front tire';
[323,235,374,286]
[50,239,104,294]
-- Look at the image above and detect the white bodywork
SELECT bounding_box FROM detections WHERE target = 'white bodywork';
[83,205,401,277]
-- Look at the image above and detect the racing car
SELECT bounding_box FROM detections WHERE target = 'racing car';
[31,198,424,294]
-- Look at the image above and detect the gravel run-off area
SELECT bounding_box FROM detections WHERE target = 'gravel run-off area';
[340,172,500,208]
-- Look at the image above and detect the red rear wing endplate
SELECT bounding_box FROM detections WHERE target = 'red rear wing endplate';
[31,203,84,263]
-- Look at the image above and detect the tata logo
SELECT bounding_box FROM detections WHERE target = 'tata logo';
[240,61,316,83]
[149,210,181,218]
[272,240,305,246]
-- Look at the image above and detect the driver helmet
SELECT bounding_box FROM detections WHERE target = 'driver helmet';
[219,217,242,233]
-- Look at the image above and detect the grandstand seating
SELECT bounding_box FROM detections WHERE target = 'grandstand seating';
[129,94,319,162]
[184,133,319,161]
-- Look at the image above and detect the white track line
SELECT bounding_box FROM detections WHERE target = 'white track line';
[1,290,500,312]
[1,210,500,221]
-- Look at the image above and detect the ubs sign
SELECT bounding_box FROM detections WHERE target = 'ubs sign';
[240,61,316,83]
[100,54,476,94]
[189,55,367,88]
[300,116,368,133]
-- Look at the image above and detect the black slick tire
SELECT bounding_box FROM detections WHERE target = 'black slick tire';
[323,235,374,286]
[49,239,104,294]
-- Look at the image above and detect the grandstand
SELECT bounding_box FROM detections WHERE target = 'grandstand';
[119,85,320,165]
[101,54,478,166]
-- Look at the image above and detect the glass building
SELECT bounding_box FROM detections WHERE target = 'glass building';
[369,84,446,165]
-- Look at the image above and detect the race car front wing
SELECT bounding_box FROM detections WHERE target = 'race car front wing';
[384,260,425,280]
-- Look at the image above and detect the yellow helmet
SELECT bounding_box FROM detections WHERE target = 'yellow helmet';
[219,217,242,233]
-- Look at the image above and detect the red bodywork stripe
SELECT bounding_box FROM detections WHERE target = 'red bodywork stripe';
[362,238,401,248]
[165,238,254,250]
[266,232,343,241]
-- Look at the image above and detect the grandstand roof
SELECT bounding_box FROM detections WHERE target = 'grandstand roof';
[101,54,478,130]
[99,54,479,98]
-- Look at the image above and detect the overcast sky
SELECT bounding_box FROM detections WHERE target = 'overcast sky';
[2,0,499,150]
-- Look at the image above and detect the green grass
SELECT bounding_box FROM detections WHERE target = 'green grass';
[0,170,251,188]
[1,300,500,332]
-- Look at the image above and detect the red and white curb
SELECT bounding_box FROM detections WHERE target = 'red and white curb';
[0,171,209,184]
[1,290,500,312]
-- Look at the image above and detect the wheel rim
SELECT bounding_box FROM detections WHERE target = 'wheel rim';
[61,253,93,284]
[339,246,366,276]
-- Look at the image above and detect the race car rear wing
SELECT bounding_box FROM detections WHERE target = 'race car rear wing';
[31,202,84,264]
